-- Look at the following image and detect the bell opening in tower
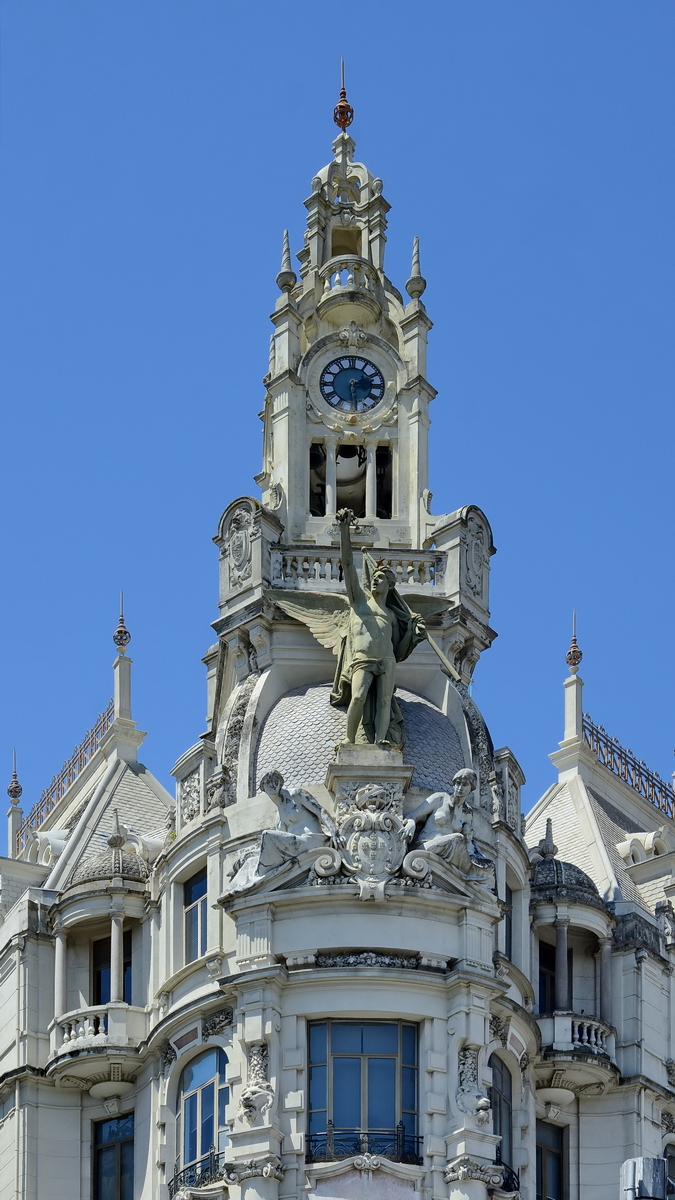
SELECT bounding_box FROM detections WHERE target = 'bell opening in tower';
[336,444,367,517]
[309,442,327,516]
[376,445,393,519]
[331,227,362,257]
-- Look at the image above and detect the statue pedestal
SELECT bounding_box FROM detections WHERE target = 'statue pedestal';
[325,743,414,799]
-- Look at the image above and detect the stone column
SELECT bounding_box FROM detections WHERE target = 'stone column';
[325,438,337,516]
[54,928,68,1018]
[365,441,377,519]
[110,911,124,1003]
[599,935,613,1026]
[554,918,570,1011]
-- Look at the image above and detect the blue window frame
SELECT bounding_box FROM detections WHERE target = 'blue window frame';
[94,1113,134,1200]
[308,1020,418,1161]
[176,1049,229,1168]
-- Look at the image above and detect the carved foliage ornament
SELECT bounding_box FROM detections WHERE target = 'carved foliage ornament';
[444,1156,504,1186]
[238,1042,274,1125]
[179,768,201,824]
[203,1008,233,1041]
[226,505,258,591]
[457,1046,491,1125]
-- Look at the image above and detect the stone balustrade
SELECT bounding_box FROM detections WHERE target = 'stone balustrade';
[270,547,445,592]
[536,1011,614,1060]
[49,1002,148,1059]
[319,255,378,294]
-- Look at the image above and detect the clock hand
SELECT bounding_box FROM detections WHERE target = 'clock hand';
[349,378,358,409]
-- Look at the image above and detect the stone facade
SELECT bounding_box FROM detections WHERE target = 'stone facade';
[2,103,675,1200]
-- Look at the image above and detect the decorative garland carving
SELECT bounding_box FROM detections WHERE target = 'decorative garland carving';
[203,1008,233,1041]
[444,1155,504,1186]
[160,1042,177,1074]
[316,952,419,970]
[179,768,201,824]
[490,1014,509,1048]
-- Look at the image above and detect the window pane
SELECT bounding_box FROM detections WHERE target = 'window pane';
[200,897,207,957]
[309,1108,327,1135]
[200,1081,215,1156]
[182,1050,217,1095]
[185,906,199,964]
[362,1023,398,1054]
[218,1049,228,1077]
[309,1023,327,1064]
[402,1066,417,1113]
[402,1024,417,1066]
[537,1120,563,1151]
[95,1145,117,1200]
[184,1093,198,1164]
[95,1115,134,1144]
[309,1064,326,1113]
[367,1058,395,1128]
[218,1086,228,1129]
[120,1140,134,1200]
[536,1145,543,1200]
[184,868,207,907]
[332,1058,361,1128]
[546,1149,562,1200]
[331,1023,362,1053]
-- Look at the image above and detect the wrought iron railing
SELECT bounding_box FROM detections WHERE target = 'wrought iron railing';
[307,1122,423,1165]
[169,1148,227,1199]
[16,699,115,855]
[582,713,674,819]
[495,1143,520,1192]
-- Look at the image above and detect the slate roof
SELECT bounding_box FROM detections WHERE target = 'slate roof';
[254,683,465,792]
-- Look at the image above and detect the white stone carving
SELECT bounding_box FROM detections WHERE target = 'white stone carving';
[444,1155,504,1185]
[314,782,415,901]
[226,505,256,590]
[179,769,201,823]
[238,1042,274,1125]
[457,1047,491,1125]
[406,770,494,881]
[338,320,367,347]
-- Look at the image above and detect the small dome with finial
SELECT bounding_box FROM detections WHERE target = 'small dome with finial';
[7,751,22,804]
[113,590,131,653]
[276,230,297,294]
[531,818,603,905]
[406,237,427,300]
[68,809,149,888]
[333,59,354,131]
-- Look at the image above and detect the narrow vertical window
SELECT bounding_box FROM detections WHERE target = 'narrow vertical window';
[184,868,207,964]
[175,1049,229,1186]
[489,1053,513,1171]
[504,884,513,961]
[375,445,392,519]
[93,931,132,1005]
[538,941,556,1014]
[536,1120,564,1200]
[93,1113,134,1200]
[309,442,326,516]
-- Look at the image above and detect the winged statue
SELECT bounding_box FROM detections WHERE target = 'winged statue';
[266,508,455,748]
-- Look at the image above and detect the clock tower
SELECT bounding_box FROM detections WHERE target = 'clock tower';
[255,119,434,551]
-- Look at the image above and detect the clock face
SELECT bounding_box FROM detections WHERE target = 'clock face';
[319,356,385,413]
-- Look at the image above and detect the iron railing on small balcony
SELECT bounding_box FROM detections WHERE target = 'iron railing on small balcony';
[495,1143,520,1192]
[306,1121,423,1165]
[169,1148,227,1199]
[582,712,674,818]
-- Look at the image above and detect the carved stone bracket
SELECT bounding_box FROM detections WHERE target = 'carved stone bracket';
[457,1046,491,1125]
[160,1041,177,1074]
[444,1155,504,1186]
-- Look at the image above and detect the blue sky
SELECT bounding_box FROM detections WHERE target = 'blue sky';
[1,2,674,850]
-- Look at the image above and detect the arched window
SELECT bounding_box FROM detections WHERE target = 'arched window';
[489,1053,513,1170]
[176,1049,228,1169]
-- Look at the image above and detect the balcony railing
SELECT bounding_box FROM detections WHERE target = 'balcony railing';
[270,547,444,592]
[536,1012,614,1060]
[495,1143,520,1193]
[169,1148,228,1199]
[583,713,674,818]
[17,699,115,855]
[50,1003,147,1059]
[306,1122,423,1165]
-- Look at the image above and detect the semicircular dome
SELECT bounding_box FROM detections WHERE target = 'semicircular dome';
[254,683,465,793]
[532,857,599,895]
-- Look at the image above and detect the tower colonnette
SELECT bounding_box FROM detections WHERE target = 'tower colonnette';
[1,99,675,1200]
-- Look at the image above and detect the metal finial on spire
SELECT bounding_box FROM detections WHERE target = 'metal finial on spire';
[7,749,22,804]
[406,235,427,299]
[333,59,354,132]
[113,590,131,654]
[565,610,582,674]
[276,229,297,293]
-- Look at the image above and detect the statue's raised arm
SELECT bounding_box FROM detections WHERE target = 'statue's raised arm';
[335,508,367,614]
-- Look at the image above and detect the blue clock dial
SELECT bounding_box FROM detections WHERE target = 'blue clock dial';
[319,356,385,413]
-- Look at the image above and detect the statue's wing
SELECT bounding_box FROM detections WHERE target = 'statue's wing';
[266,589,350,654]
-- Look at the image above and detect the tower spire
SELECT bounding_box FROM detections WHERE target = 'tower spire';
[566,610,582,675]
[113,591,131,655]
[276,230,297,293]
[406,236,427,299]
[7,750,22,804]
[333,59,354,131]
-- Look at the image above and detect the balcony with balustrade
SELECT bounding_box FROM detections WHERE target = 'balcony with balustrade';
[270,545,445,594]
[47,1001,148,1084]
[317,256,382,324]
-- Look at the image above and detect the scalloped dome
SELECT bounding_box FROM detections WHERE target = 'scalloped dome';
[254,683,465,792]
[532,857,599,895]
[68,845,149,888]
